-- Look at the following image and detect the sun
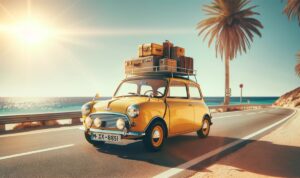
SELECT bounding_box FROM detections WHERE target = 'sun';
[13,19,53,45]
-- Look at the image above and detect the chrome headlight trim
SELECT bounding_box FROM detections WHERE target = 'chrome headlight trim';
[81,103,91,116]
[93,117,102,128]
[127,104,140,118]
[116,118,125,130]
[85,116,93,128]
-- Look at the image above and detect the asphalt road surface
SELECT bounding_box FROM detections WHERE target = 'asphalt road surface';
[0,108,296,178]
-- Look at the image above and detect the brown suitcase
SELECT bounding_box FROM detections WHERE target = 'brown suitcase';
[159,58,177,72]
[163,40,174,58]
[125,56,161,74]
[177,56,186,72]
[185,57,194,74]
[138,43,163,57]
[171,46,185,59]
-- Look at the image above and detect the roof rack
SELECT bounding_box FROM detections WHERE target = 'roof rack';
[125,65,198,82]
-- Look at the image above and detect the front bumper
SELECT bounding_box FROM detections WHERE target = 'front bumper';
[79,126,145,138]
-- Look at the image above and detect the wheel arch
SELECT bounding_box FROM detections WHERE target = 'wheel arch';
[203,113,213,125]
[144,116,168,138]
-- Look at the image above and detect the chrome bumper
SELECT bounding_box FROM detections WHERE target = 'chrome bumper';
[79,126,145,137]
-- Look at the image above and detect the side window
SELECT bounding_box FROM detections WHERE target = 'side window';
[189,85,202,99]
[168,81,188,98]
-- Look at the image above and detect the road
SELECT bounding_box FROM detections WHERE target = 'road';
[0,107,296,178]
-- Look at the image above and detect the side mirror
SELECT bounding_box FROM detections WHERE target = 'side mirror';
[93,92,101,100]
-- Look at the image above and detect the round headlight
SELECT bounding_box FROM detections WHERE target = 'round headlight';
[93,117,102,128]
[85,116,93,128]
[81,103,91,116]
[116,118,125,130]
[127,104,140,118]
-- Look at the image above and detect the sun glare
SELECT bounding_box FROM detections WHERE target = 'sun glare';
[12,19,53,45]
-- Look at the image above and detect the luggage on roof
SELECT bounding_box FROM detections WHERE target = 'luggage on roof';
[138,43,163,57]
[126,40,195,76]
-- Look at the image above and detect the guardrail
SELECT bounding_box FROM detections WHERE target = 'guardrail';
[209,104,271,113]
[0,111,81,132]
[0,104,271,132]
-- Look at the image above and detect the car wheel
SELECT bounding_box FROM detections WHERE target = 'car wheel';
[197,117,211,138]
[84,132,104,146]
[143,121,166,152]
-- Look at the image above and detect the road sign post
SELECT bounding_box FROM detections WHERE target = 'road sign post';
[240,84,244,104]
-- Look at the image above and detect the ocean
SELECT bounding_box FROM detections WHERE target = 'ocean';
[0,96,278,116]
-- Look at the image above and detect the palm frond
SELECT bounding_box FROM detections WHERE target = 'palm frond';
[283,0,300,25]
[197,0,263,60]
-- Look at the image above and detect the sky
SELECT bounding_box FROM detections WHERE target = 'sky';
[0,0,299,97]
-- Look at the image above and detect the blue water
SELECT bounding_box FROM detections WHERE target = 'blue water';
[0,96,278,116]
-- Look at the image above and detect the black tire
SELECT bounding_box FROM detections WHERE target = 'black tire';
[143,120,166,152]
[84,132,105,146]
[197,117,211,138]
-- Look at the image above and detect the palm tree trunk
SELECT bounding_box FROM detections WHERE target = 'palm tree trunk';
[224,57,230,105]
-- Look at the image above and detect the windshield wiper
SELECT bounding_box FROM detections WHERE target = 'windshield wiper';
[128,92,138,96]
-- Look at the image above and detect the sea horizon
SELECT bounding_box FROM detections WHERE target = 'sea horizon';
[0,96,278,116]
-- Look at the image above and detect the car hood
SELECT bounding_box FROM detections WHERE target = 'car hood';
[92,97,149,114]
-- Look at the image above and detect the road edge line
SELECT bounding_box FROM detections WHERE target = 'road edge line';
[0,126,80,138]
[0,144,75,161]
[153,108,297,178]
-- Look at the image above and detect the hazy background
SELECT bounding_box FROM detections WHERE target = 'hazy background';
[0,0,299,97]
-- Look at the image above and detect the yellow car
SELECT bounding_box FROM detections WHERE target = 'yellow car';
[80,75,212,151]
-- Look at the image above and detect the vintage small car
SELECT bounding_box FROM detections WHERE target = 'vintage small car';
[80,74,212,151]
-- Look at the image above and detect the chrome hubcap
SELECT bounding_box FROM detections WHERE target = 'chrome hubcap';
[153,130,160,139]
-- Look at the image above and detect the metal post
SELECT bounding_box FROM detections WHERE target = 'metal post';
[240,88,243,104]
[239,84,244,104]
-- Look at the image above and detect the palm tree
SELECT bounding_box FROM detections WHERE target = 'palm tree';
[197,0,263,105]
[283,0,300,25]
[296,52,300,76]
[283,0,300,77]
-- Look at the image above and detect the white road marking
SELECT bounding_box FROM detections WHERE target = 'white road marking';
[0,144,74,161]
[153,109,297,178]
[0,126,80,138]
[213,114,242,119]
[246,113,256,115]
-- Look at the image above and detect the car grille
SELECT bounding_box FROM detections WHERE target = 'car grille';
[89,113,129,129]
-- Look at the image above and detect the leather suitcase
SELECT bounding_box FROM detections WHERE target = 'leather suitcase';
[125,56,161,74]
[185,57,194,74]
[159,58,177,72]
[163,40,174,58]
[177,56,186,72]
[171,46,185,59]
[138,43,163,57]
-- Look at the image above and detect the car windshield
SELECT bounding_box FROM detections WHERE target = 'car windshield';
[114,78,167,98]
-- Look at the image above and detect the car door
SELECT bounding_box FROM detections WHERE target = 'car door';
[167,79,195,134]
[188,82,207,130]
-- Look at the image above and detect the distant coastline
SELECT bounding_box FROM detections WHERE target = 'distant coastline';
[0,96,278,116]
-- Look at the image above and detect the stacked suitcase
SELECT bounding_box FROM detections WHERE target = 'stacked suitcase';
[125,40,194,75]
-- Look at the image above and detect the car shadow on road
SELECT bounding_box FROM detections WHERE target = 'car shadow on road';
[95,134,300,177]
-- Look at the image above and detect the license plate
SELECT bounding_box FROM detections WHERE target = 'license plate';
[91,133,121,142]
